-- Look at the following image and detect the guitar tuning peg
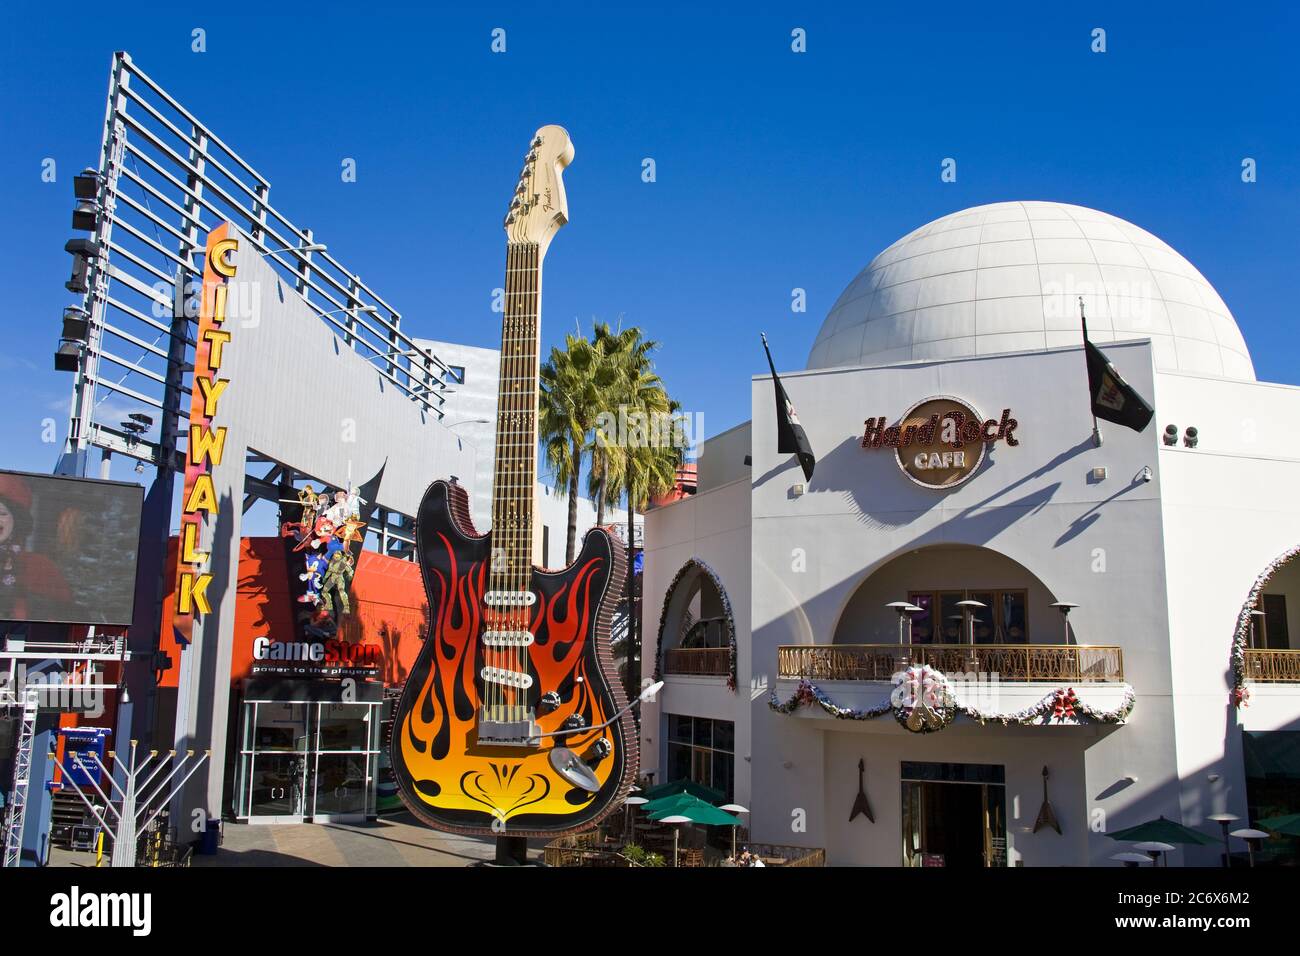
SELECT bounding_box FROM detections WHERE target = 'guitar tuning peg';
[526,151,538,162]
[509,197,521,209]
[532,136,542,147]
[504,214,515,225]
[516,182,527,194]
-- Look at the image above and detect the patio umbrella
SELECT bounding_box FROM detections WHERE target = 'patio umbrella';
[1107,816,1218,847]
[642,779,726,804]
[1256,813,1300,837]
[647,794,743,827]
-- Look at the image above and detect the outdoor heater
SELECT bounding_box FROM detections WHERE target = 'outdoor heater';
[1207,812,1240,866]
[1050,602,1080,644]
[1230,828,1269,867]
[955,599,986,645]
[885,601,923,645]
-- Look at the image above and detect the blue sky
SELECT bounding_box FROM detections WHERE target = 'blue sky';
[1,1,1297,481]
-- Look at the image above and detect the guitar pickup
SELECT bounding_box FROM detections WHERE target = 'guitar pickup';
[484,591,536,607]
[482,630,534,647]
[481,666,534,689]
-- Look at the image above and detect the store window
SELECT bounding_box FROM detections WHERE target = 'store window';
[665,714,734,801]
[908,589,1029,644]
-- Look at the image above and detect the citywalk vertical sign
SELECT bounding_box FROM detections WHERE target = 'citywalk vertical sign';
[173,223,237,645]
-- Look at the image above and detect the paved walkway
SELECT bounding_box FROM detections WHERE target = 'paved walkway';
[48,812,545,867]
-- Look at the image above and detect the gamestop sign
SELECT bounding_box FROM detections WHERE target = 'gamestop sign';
[861,396,1019,489]
[251,636,381,678]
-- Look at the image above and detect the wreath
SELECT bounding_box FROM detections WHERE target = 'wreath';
[769,670,1135,733]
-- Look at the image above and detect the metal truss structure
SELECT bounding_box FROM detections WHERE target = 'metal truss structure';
[59,51,451,481]
[1,636,131,867]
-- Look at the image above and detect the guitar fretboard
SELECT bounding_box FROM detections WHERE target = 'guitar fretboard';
[489,242,541,599]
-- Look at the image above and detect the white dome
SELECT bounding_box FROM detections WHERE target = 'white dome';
[808,201,1254,380]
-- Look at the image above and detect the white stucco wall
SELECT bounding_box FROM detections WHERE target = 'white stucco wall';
[1152,370,1300,861]
[639,467,752,809]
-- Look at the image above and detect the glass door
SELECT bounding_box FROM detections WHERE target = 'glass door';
[310,701,379,822]
[901,764,1008,867]
[238,702,309,823]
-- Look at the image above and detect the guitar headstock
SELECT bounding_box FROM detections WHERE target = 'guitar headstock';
[503,125,574,256]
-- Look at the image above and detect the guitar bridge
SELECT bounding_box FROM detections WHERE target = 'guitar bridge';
[477,708,542,747]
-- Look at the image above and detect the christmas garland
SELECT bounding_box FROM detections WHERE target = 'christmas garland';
[652,558,738,692]
[1229,545,1300,707]
[768,667,1135,733]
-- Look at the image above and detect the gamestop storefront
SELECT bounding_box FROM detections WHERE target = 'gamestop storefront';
[233,674,383,824]
[160,536,429,824]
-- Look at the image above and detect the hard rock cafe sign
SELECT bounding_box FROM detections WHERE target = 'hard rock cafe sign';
[860,396,1019,490]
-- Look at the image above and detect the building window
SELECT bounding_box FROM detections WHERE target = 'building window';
[665,714,734,801]
[447,365,465,385]
[908,589,1029,644]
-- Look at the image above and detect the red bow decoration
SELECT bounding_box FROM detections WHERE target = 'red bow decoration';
[1052,688,1079,722]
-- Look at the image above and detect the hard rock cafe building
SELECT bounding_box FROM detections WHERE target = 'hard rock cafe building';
[638,202,1300,867]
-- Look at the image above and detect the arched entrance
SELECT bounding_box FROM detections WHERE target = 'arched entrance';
[1231,545,1300,696]
[1231,546,1300,866]
[653,559,736,689]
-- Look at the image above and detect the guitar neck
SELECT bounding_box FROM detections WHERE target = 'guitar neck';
[490,241,542,589]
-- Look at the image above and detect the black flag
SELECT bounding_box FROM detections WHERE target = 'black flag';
[1080,301,1154,433]
[761,333,816,482]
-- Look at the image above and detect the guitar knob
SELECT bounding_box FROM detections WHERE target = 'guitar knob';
[538,691,561,714]
[589,737,611,760]
[561,714,587,732]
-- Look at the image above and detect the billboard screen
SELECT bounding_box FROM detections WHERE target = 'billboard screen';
[0,470,143,625]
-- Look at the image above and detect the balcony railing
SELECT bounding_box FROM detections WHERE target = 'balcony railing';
[777,643,1124,683]
[664,647,731,677]
[1243,648,1300,683]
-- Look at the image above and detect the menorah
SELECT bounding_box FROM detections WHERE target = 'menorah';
[50,741,210,868]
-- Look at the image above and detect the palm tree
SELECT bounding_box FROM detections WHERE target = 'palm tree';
[595,326,682,698]
[588,323,663,526]
[539,332,617,564]
[541,323,683,696]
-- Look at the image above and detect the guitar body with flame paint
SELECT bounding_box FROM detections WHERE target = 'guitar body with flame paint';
[390,126,637,838]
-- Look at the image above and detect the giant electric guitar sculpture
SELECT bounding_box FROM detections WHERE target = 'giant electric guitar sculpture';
[391,126,637,846]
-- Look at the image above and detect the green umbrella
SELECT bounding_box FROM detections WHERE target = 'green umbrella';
[1256,813,1300,837]
[642,793,703,815]
[646,794,742,827]
[642,779,725,804]
[1107,816,1218,846]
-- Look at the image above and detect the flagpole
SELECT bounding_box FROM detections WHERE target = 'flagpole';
[1080,297,1102,448]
